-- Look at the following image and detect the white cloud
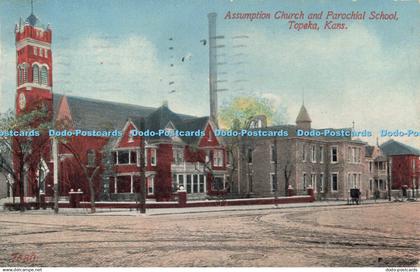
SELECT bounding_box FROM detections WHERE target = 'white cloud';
[220,24,419,148]
[53,34,208,116]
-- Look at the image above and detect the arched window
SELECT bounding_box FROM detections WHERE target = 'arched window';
[33,65,39,84]
[87,150,96,167]
[18,67,23,85]
[22,65,27,83]
[41,66,48,85]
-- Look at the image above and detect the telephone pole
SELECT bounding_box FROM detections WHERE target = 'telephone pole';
[138,118,146,213]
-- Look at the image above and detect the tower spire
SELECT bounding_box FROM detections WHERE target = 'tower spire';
[302,88,305,106]
[30,0,34,14]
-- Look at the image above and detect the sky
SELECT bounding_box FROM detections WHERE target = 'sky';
[0,0,419,148]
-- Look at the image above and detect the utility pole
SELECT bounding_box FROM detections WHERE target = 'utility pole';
[52,137,59,213]
[387,157,391,201]
[138,118,146,213]
[273,136,278,206]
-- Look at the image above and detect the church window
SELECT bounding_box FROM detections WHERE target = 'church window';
[18,67,23,85]
[33,65,39,84]
[41,66,48,85]
[33,46,37,56]
[23,65,27,83]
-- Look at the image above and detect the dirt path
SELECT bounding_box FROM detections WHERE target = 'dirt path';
[0,202,419,267]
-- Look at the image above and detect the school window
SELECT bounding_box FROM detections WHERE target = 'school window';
[248,174,253,193]
[311,145,316,163]
[331,173,338,191]
[213,149,224,167]
[117,151,129,164]
[199,175,205,193]
[303,173,307,190]
[270,144,276,163]
[352,174,357,188]
[247,148,253,164]
[320,173,324,193]
[192,174,199,193]
[173,148,184,164]
[319,146,324,163]
[302,144,306,162]
[205,150,210,163]
[150,149,157,166]
[271,173,277,192]
[186,175,192,193]
[147,176,154,195]
[331,146,338,163]
[311,174,317,191]
[178,175,184,189]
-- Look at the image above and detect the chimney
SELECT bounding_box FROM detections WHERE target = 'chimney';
[208,12,218,127]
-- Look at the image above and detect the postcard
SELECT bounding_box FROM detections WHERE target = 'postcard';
[0,0,419,270]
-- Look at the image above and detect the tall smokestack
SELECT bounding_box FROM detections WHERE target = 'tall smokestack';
[208,12,218,127]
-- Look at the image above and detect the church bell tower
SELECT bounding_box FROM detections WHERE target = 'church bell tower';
[15,3,53,116]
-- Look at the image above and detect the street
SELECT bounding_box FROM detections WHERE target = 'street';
[0,202,419,267]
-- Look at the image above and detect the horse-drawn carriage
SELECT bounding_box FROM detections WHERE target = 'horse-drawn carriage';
[350,188,361,205]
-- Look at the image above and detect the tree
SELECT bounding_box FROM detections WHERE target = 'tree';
[219,96,287,129]
[58,136,110,213]
[0,108,51,211]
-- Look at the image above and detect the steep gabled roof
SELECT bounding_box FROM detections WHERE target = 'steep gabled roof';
[380,139,420,156]
[177,116,209,145]
[145,105,184,132]
[53,94,156,130]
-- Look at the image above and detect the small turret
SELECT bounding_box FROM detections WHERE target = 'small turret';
[296,104,312,130]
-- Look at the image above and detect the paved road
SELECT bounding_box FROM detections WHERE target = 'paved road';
[0,202,419,267]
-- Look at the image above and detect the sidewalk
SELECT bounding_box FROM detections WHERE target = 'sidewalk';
[1,199,396,216]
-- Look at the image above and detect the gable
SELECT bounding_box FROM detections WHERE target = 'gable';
[55,96,73,128]
[115,121,141,149]
[198,123,220,147]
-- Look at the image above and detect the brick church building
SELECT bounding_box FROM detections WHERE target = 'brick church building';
[14,11,228,202]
